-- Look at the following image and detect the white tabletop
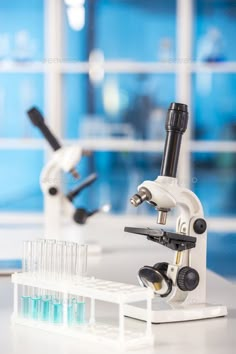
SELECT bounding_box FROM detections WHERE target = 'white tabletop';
[1,245,236,354]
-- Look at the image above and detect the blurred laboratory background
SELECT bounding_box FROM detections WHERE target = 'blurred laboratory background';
[0,0,236,278]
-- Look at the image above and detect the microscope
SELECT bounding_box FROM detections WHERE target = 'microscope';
[124,102,227,323]
[27,107,106,241]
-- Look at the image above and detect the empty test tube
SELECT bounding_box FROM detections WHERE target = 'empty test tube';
[55,241,65,279]
[65,242,77,279]
[45,239,56,278]
[75,244,88,278]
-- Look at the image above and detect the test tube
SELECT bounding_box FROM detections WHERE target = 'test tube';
[64,242,77,325]
[42,239,56,322]
[75,244,88,325]
[65,242,77,279]
[21,241,32,318]
[51,240,65,324]
[45,239,55,278]
[38,239,50,321]
[67,298,74,325]
[30,240,42,320]
[75,244,88,278]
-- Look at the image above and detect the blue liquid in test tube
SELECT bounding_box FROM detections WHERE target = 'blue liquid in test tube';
[21,295,30,318]
[76,301,85,324]
[41,296,51,321]
[67,301,74,325]
[53,300,63,324]
[31,296,41,320]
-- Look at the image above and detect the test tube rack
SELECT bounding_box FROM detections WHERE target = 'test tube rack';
[12,273,154,349]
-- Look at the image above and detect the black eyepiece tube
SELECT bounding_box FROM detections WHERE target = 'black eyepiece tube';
[27,107,61,151]
[160,102,188,178]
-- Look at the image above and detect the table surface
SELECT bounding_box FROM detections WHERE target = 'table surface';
[1,245,236,354]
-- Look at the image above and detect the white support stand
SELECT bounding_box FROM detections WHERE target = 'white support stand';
[11,273,154,349]
[124,298,227,324]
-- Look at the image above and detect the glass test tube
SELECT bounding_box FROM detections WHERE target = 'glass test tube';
[43,239,56,322]
[30,240,42,320]
[67,242,78,325]
[38,239,50,321]
[75,244,88,324]
[21,241,32,318]
[52,240,65,324]
[45,239,55,278]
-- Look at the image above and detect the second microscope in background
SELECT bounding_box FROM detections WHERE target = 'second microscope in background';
[27,107,109,246]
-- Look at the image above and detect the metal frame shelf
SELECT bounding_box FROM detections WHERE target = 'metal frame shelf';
[1,138,236,153]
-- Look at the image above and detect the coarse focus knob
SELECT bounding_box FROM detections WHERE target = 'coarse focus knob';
[73,208,89,225]
[177,266,199,291]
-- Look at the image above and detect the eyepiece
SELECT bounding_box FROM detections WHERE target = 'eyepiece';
[27,107,61,151]
[166,102,188,134]
[160,102,189,178]
[169,102,188,112]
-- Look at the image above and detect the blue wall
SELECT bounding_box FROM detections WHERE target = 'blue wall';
[0,0,236,219]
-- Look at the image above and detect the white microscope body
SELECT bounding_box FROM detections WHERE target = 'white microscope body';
[124,103,227,323]
[40,145,84,238]
[27,107,101,244]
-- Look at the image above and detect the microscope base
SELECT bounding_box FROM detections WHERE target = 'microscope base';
[124,298,227,324]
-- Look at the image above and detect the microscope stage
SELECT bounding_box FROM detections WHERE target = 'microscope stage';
[124,298,227,324]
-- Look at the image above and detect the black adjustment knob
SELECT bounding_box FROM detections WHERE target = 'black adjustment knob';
[73,208,88,225]
[193,218,207,234]
[177,266,199,291]
[48,187,58,196]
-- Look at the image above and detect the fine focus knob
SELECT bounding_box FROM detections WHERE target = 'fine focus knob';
[177,266,199,291]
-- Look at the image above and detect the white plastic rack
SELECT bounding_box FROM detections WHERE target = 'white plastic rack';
[12,272,154,349]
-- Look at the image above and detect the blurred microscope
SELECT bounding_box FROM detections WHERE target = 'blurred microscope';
[27,107,109,247]
[124,102,227,323]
